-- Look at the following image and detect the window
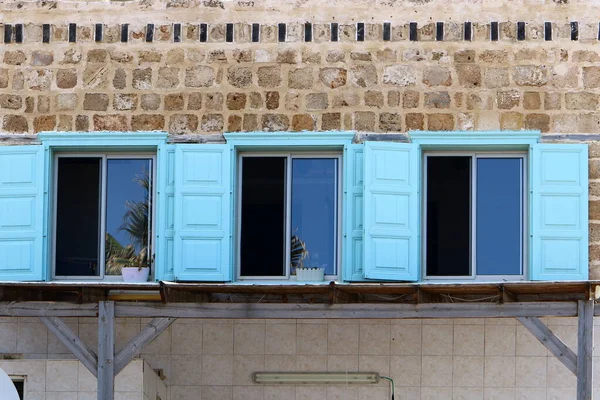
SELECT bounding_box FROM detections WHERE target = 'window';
[424,153,525,279]
[237,154,341,280]
[52,154,154,279]
[11,377,25,400]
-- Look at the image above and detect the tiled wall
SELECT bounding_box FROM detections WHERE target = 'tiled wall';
[0,358,165,400]
[0,316,597,399]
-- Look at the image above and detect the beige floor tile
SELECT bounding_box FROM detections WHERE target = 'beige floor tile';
[297,323,327,355]
[515,356,546,388]
[295,386,326,400]
[17,322,48,354]
[234,322,265,355]
[453,387,484,400]
[295,354,327,371]
[0,323,17,353]
[516,326,547,357]
[483,387,515,400]
[422,325,453,356]
[359,324,391,355]
[169,385,202,400]
[170,354,202,386]
[327,355,359,372]
[546,356,576,388]
[172,322,202,355]
[485,325,516,356]
[201,355,233,386]
[46,360,78,392]
[420,386,452,400]
[483,356,515,387]
[327,386,359,400]
[515,387,546,400]
[265,323,296,355]
[232,355,264,385]
[454,325,484,356]
[421,356,452,387]
[232,385,264,400]
[328,323,358,355]
[358,355,389,375]
[390,324,421,355]
[390,355,421,387]
[264,385,295,400]
[203,322,234,355]
[453,356,484,387]
[201,385,232,400]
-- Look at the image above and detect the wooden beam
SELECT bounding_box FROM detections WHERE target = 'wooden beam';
[517,317,577,375]
[115,301,578,319]
[98,301,115,400]
[39,316,98,377]
[114,317,175,375]
[577,300,594,400]
[0,302,97,317]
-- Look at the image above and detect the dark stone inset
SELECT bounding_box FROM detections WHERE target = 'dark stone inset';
[517,22,525,41]
[464,21,472,41]
[491,21,499,41]
[383,22,391,41]
[357,22,365,42]
[174,23,182,42]
[146,23,154,42]
[95,24,103,42]
[571,21,579,41]
[545,22,552,41]
[43,24,50,43]
[252,23,260,42]
[226,23,234,43]
[409,22,417,41]
[121,24,129,43]
[436,22,444,41]
[15,24,23,43]
[331,22,339,42]
[4,25,11,44]
[199,23,208,42]
[68,23,76,43]
[304,22,312,42]
[278,23,286,42]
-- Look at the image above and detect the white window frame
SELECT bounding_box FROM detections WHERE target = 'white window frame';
[51,152,157,281]
[422,151,528,281]
[236,152,343,281]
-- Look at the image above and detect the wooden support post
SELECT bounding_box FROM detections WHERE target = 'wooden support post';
[98,301,115,400]
[577,300,594,400]
[114,317,175,375]
[517,317,577,375]
[39,316,98,377]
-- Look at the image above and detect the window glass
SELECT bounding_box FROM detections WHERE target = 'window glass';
[55,158,101,277]
[240,157,286,277]
[105,159,153,276]
[476,158,522,275]
[291,158,337,275]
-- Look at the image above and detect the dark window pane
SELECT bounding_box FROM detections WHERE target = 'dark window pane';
[55,158,101,276]
[291,159,337,275]
[105,159,152,275]
[426,157,471,276]
[476,158,522,275]
[240,157,286,276]
[12,380,24,400]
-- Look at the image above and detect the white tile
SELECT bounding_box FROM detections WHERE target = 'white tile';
[453,387,484,400]
[201,354,233,386]
[265,323,296,355]
[328,322,358,355]
[232,385,264,400]
[453,356,484,387]
[390,356,421,387]
[296,355,327,371]
[232,355,264,385]
[14,360,46,392]
[169,385,202,400]
[264,385,295,400]
[394,386,420,400]
[17,322,48,354]
[78,362,97,392]
[46,392,77,400]
[484,357,515,387]
[27,393,47,400]
[357,385,391,400]
[201,385,232,400]
[327,355,358,372]
[546,387,576,400]
[515,325,547,356]
[46,360,78,392]
[203,322,234,355]
[327,386,359,400]
[170,354,202,386]
[515,387,546,400]
[115,360,143,392]
[114,392,142,400]
[454,325,484,356]
[546,356,576,388]
[390,324,421,355]
[295,386,326,400]
[485,325,516,356]
[358,355,389,375]
[420,387,452,400]
[143,323,171,355]
[483,387,515,400]
[422,325,453,356]
[234,322,265,355]
[549,325,577,351]
[297,323,327,355]
[421,356,452,387]
[359,324,390,355]
[264,354,296,372]
[172,322,203,355]
[515,356,546,388]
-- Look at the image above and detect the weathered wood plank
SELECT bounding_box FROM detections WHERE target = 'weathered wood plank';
[114,317,175,375]
[115,301,578,319]
[517,317,577,375]
[98,301,115,400]
[0,302,97,317]
[577,300,594,400]
[40,316,98,377]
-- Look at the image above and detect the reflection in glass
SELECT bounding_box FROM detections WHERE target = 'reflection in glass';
[476,158,522,275]
[291,158,338,275]
[104,159,153,275]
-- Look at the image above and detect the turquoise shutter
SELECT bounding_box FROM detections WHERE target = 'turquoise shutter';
[174,144,232,281]
[0,145,45,281]
[155,144,175,281]
[531,143,588,281]
[363,141,419,281]
[343,144,365,281]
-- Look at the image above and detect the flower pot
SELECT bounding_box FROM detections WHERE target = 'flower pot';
[121,267,150,283]
[296,268,325,282]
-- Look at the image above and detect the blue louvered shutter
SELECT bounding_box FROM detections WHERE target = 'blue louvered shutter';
[343,144,365,281]
[174,144,232,281]
[363,141,419,281]
[155,144,175,281]
[0,145,45,281]
[531,143,588,280]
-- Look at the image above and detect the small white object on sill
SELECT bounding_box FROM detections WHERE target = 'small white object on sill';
[295,268,325,282]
